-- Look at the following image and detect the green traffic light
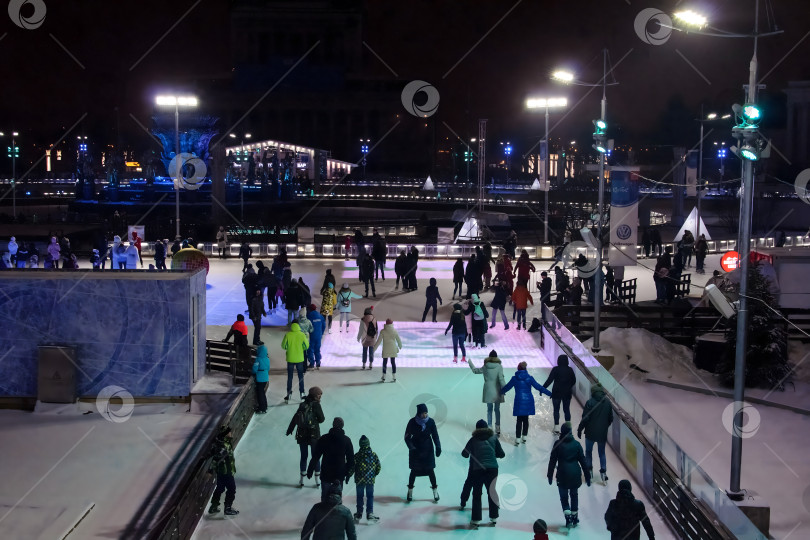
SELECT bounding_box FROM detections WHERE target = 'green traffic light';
[742,104,761,122]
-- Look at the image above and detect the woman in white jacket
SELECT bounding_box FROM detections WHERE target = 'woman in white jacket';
[373,318,403,382]
[468,350,506,435]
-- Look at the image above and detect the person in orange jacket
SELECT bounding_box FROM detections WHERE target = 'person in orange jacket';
[511,279,533,331]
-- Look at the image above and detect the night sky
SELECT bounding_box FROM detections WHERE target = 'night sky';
[2,0,809,166]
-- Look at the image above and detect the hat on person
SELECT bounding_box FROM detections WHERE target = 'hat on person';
[341,283,349,289]
[308,303,317,312]
[328,282,334,289]
[386,318,393,324]
[308,386,322,397]
[560,422,573,436]
[364,307,374,315]
[618,479,632,492]
[533,519,548,533]
[453,303,462,310]
[475,419,488,429]
[359,435,370,448]
[416,403,428,416]
[489,349,498,358]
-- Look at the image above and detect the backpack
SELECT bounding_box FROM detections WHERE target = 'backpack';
[339,292,350,308]
[366,318,377,338]
[473,301,487,320]
[292,402,316,436]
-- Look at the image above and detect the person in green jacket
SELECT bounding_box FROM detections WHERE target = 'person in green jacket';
[252,345,270,413]
[348,435,382,523]
[282,322,309,403]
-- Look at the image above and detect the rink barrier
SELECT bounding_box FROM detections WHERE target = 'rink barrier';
[540,304,766,540]
[145,378,257,540]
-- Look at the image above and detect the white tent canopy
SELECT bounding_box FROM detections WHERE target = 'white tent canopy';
[674,206,711,241]
[422,175,435,191]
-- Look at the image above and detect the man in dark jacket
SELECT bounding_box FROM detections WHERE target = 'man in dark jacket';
[605,479,656,540]
[543,354,577,433]
[153,239,167,270]
[301,482,357,540]
[548,422,590,529]
[360,253,376,298]
[462,419,505,528]
[238,241,252,272]
[394,250,407,290]
[371,230,386,281]
[242,265,259,312]
[308,417,355,499]
[248,289,266,345]
[464,254,480,297]
[538,271,552,306]
[422,277,443,322]
[284,280,303,325]
[577,383,613,484]
[405,246,419,291]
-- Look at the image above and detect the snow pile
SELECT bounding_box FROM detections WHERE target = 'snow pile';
[582,327,701,382]
[788,341,810,384]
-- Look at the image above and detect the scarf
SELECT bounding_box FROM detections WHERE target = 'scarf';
[415,415,429,431]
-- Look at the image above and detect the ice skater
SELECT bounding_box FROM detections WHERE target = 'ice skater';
[239,241,252,272]
[462,419,505,528]
[489,279,510,330]
[404,403,441,503]
[543,354,577,433]
[281,321,309,403]
[349,435,382,523]
[444,303,468,363]
[360,252,376,297]
[605,480,656,539]
[373,318,402,382]
[306,305,325,370]
[249,289,267,346]
[301,483,356,540]
[307,417,354,499]
[336,283,361,332]
[208,426,239,516]
[468,350,505,435]
[500,361,551,445]
[394,250,407,290]
[577,383,613,484]
[547,422,590,529]
[286,386,325,487]
[511,279,533,330]
[252,344,269,413]
[356,306,378,370]
[320,283,337,333]
[466,293,489,348]
[421,277,443,322]
[452,257,465,298]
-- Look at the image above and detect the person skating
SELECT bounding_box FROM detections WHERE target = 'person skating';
[301,482,357,540]
[468,351,505,434]
[577,383,613,484]
[513,249,535,285]
[293,307,314,367]
[360,252,376,297]
[283,279,303,326]
[216,226,228,258]
[538,271,552,306]
[421,277,443,322]
[252,344,270,413]
[452,257,465,298]
[238,241,252,272]
[694,233,708,274]
[222,314,249,347]
[242,264,259,312]
[7,236,17,266]
[306,305,326,370]
[404,403,441,503]
[170,237,181,257]
[153,238,167,270]
[349,435,382,523]
[405,245,419,291]
[249,289,267,346]
[547,422,591,529]
[462,419,505,528]
[394,250,407,290]
[281,322,309,402]
[356,306,378,370]
[489,279,510,330]
[125,242,139,269]
[48,236,61,269]
[319,268,336,295]
[464,254,481,297]
[466,293,489,348]
[512,279,533,330]
[298,277,312,311]
[605,479,656,540]
[533,518,550,540]
[371,230,387,281]
[482,242,494,289]
[320,283,337,333]
[503,230,517,259]
[373,318,401,382]
[307,417,355,499]
[336,284,361,332]
[208,426,239,516]
[444,303,468,363]
[543,354,577,433]
[287,386,325,487]
[500,361,551,445]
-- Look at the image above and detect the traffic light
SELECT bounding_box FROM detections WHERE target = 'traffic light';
[592,119,608,153]
[7,146,19,158]
[730,103,769,161]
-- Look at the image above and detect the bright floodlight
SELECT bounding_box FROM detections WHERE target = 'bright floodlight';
[674,10,708,28]
[155,95,198,107]
[229,133,237,138]
[707,113,717,120]
[526,97,568,109]
[721,114,732,119]
[742,104,761,121]
[552,70,575,83]
[245,133,252,138]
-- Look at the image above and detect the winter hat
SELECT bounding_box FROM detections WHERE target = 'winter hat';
[333,417,344,429]
[416,403,428,416]
[557,354,569,366]
[92,248,99,253]
[364,306,374,315]
[236,314,244,321]
[453,303,462,310]
[560,422,572,436]
[618,479,632,492]
[489,349,498,358]
[590,383,604,396]
[328,282,334,289]
[386,318,393,324]
[341,283,349,289]
[359,435,370,448]
[308,303,317,312]
[475,419,488,429]
[533,519,548,533]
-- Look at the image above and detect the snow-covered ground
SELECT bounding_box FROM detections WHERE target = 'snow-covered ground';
[583,327,810,539]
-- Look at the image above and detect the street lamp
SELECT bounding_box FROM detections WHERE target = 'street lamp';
[360,138,370,179]
[229,133,253,220]
[696,111,732,240]
[553,49,619,353]
[671,2,782,501]
[155,94,198,239]
[525,97,568,243]
[2,131,19,219]
[503,142,513,183]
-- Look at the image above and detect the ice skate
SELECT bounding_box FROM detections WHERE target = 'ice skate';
[380,374,385,382]
[406,487,413,502]
[570,511,579,528]
[469,520,480,529]
[564,509,572,528]
[514,439,520,446]
[299,472,305,487]
[600,469,608,483]
[521,435,526,443]
[495,424,501,436]
[367,513,380,522]
[315,472,321,486]
[208,503,220,514]
[553,424,560,434]
[300,392,306,400]
[284,393,291,404]
[453,356,458,363]
[432,487,440,502]
[361,364,365,370]
[353,512,362,522]
[489,518,497,526]
[461,357,467,363]
[392,374,396,382]
[224,507,239,516]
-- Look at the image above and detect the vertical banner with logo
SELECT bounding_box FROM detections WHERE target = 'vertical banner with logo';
[685,150,698,197]
[609,167,639,266]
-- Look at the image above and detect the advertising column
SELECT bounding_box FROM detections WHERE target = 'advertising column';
[609,167,639,267]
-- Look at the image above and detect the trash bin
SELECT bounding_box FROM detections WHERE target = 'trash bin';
[37,346,77,403]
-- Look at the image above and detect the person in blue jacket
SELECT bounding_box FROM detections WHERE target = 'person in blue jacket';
[306,304,326,370]
[500,361,551,445]
[252,344,270,413]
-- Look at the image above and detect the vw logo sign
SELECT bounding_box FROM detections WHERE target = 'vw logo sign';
[616,224,632,240]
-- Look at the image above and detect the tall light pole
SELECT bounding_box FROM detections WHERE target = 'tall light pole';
[696,112,732,240]
[155,95,198,239]
[503,142,512,183]
[526,97,568,244]
[229,132,252,221]
[360,139,370,179]
[672,2,781,500]
[553,49,618,352]
[2,132,20,219]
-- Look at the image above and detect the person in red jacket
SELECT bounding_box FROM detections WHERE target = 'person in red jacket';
[131,231,143,267]
[513,250,535,283]
[222,314,249,347]
[511,279,534,331]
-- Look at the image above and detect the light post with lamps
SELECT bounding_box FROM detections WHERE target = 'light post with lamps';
[696,112,732,240]
[155,94,198,239]
[672,2,781,501]
[2,131,20,219]
[228,132,252,221]
[360,139,370,179]
[552,49,618,353]
[503,142,512,184]
[526,97,568,244]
